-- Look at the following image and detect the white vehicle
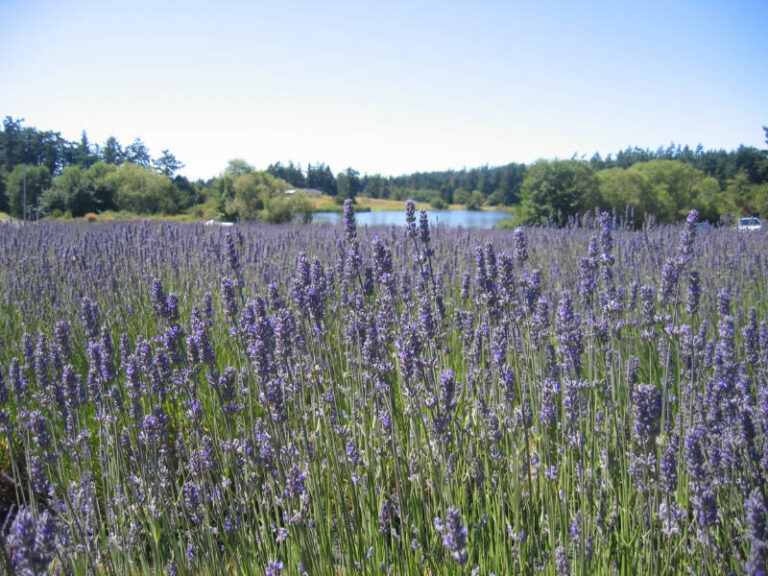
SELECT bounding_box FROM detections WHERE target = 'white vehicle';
[737,217,762,231]
[204,219,234,227]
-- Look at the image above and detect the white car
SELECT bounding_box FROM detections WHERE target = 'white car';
[737,217,762,231]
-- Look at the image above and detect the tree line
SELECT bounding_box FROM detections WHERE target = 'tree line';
[267,134,768,224]
[1,115,766,225]
[0,116,198,219]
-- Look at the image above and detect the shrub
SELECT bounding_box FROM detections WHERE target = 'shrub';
[430,197,447,210]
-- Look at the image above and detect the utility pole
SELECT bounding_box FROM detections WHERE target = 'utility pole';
[23,166,27,221]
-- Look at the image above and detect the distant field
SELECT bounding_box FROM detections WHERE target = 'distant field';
[308,195,438,212]
[308,194,499,212]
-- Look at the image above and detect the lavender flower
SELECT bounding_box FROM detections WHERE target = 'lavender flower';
[214,366,242,415]
[686,270,701,315]
[717,289,730,317]
[530,296,550,347]
[555,545,569,576]
[343,199,361,278]
[4,508,60,576]
[150,278,168,319]
[499,366,516,404]
[166,293,179,323]
[225,232,241,276]
[438,369,457,412]
[660,432,678,494]
[9,358,27,399]
[182,481,204,523]
[80,297,100,340]
[371,236,393,285]
[685,425,707,486]
[521,269,541,314]
[746,488,768,576]
[283,466,307,500]
[265,560,284,576]
[53,321,72,364]
[659,258,681,305]
[32,334,50,394]
[26,410,52,455]
[221,276,238,317]
[556,292,583,375]
[539,378,560,429]
[514,227,528,264]
[599,211,615,266]
[632,384,661,447]
[744,307,759,367]
[435,506,468,565]
[679,209,698,267]
[419,209,431,245]
[379,497,396,536]
[405,200,417,239]
[0,366,7,428]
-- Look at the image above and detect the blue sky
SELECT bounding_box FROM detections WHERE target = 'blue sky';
[1,0,766,181]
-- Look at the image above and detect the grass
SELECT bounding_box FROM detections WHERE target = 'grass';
[308,194,502,213]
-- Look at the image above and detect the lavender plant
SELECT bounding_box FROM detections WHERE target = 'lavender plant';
[0,209,765,574]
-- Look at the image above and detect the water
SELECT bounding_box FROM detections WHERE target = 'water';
[312,209,512,228]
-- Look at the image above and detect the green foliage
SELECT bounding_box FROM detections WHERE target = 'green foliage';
[306,163,337,195]
[220,169,293,221]
[3,116,768,224]
[73,131,98,169]
[430,196,447,210]
[452,188,470,205]
[38,166,98,217]
[0,171,7,213]
[693,176,736,222]
[153,149,184,178]
[753,183,768,217]
[170,175,201,211]
[85,162,119,210]
[465,190,485,211]
[336,167,362,200]
[388,163,526,206]
[101,136,124,165]
[485,188,505,206]
[7,164,51,219]
[519,159,599,225]
[224,158,255,176]
[598,160,751,225]
[267,161,306,188]
[361,174,391,198]
[387,186,440,203]
[1,116,68,174]
[106,163,176,214]
[125,138,151,167]
[37,186,68,215]
[289,193,314,224]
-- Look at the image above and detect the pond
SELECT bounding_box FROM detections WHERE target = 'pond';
[312,209,512,228]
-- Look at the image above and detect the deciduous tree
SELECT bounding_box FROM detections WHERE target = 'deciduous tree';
[519,159,599,225]
[7,164,51,219]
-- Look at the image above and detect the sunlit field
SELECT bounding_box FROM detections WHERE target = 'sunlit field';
[0,202,766,575]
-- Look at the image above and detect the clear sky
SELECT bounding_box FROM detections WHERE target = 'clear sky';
[1,0,766,181]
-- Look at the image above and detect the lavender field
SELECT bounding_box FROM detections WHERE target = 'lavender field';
[0,202,766,575]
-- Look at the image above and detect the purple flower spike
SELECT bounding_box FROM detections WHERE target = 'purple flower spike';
[435,506,468,565]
